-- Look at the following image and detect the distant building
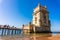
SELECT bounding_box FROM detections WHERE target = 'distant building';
[22,4,51,33]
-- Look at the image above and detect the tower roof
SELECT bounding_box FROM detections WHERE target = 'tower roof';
[33,3,41,13]
[38,3,40,7]
[37,3,41,9]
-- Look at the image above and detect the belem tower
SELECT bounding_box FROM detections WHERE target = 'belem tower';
[22,4,51,33]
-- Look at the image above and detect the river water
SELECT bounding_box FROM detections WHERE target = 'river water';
[0,33,60,40]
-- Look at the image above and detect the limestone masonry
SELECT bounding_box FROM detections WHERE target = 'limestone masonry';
[22,4,51,33]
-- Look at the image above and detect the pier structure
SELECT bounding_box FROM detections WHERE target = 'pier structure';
[0,25,21,36]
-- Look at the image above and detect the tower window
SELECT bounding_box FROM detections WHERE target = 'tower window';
[35,17,37,21]
[35,17,37,24]
[43,14,46,20]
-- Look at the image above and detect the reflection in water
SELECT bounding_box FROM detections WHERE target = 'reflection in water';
[0,33,60,40]
[23,33,52,40]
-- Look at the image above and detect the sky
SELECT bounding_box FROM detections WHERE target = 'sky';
[0,0,60,32]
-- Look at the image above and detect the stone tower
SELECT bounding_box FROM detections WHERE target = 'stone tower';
[32,4,51,32]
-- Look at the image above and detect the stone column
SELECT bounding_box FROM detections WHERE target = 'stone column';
[4,29,6,35]
[2,29,4,36]
[0,29,2,36]
[11,30,13,35]
[14,30,16,35]
[22,24,24,33]
[5,29,8,35]
[33,26,36,33]
[7,29,9,35]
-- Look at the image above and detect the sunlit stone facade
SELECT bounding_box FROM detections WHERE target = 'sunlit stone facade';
[22,4,51,33]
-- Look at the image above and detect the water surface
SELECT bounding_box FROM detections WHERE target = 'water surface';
[0,33,60,40]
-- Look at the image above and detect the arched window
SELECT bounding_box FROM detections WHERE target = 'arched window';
[43,14,46,24]
[35,17,37,24]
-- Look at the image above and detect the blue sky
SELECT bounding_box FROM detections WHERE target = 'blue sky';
[0,0,60,32]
